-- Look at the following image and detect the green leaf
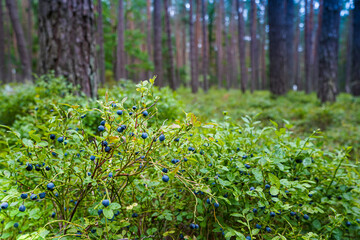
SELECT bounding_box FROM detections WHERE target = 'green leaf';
[268,173,280,188]
[103,208,114,219]
[312,219,322,230]
[252,168,263,182]
[109,202,121,210]
[270,186,279,196]
[40,229,50,239]
[22,138,34,148]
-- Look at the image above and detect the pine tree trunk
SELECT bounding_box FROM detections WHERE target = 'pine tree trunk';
[305,0,314,93]
[311,0,323,91]
[260,0,267,90]
[250,0,257,92]
[115,0,125,81]
[164,0,176,90]
[5,0,31,81]
[317,0,340,102]
[201,0,209,91]
[237,0,248,93]
[97,0,105,85]
[27,0,32,71]
[285,0,295,88]
[216,0,224,88]
[268,0,286,95]
[0,0,7,82]
[351,0,360,96]
[39,0,97,98]
[189,0,198,93]
[146,0,152,78]
[294,10,301,90]
[345,11,353,93]
[195,0,200,82]
[153,0,163,86]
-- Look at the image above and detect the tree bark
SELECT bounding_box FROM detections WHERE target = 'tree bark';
[0,0,7,82]
[305,0,314,93]
[27,0,32,71]
[146,0,152,78]
[97,0,105,85]
[201,0,209,91]
[163,0,176,90]
[38,0,97,98]
[317,0,340,102]
[115,0,126,81]
[311,0,323,92]
[260,0,267,90]
[285,0,295,88]
[268,0,286,95]
[345,10,353,93]
[189,0,199,93]
[237,0,248,93]
[216,0,224,88]
[351,0,360,96]
[294,9,301,90]
[5,0,31,81]
[250,0,257,92]
[153,0,163,86]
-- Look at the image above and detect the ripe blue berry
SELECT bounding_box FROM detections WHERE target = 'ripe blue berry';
[47,182,55,191]
[30,194,37,200]
[109,172,113,178]
[290,211,297,216]
[245,164,251,169]
[100,120,106,126]
[303,214,309,220]
[162,175,170,182]
[206,199,211,204]
[39,192,46,199]
[90,155,95,161]
[117,110,123,115]
[45,166,50,171]
[19,205,26,212]
[98,209,103,215]
[98,125,105,132]
[253,208,257,213]
[132,213,138,217]
[50,134,56,140]
[20,193,28,199]
[270,212,276,217]
[51,212,56,218]
[159,134,165,142]
[102,199,110,207]
[189,223,196,229]
[246,236,251,240]
[14,223,19,228]
[1,202,8,209]
[162,168,168,173]
[266,226,271,232]
[26,163,33,171]
[105,146,111,152]
[214,202,219,208]
[265,184,270,189]
[87,172,91,176]
[57,137,64,143]
[175,138,180,142]
[132,106,137,110]
[141,133,148,139]
[250,187,255,191]
[256,224,261,229]
[346,221,351,226]
[142,110,148,116]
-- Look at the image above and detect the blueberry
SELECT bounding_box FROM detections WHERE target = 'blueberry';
[175,138,180,142]
[132,213,138,217]
[142,110,148,117]
[19,205,26,212]
[117,110,123,115]
[47,182,55,191]
[50,134,56,140]
[189,223,196,229]
[90,155,96,161]
[105,146,111,152]
[265,184,270,189]
[30,194,38,200]
[242,155,247,159]
[100,120,106,126]
[303,214,309,220]
[214,202,219,208]
[266,226,271,232]
[45,166,50,171]
[39,192,46,199]
[308,193,313,197]
[346,221,351,226]
[81,114,86,119]
[129,112,133,115]
[245,164,251,169]
[290,211,297,216]
[250,187,255,191]
[159,134,165,142]
[114,210,120,216]
[195,224,199,229]
[162,168,168,173]
[91,229,96,233]
[98,209,103,215]
[132,106,137,110]
[57,137,64,143]
[184,158,188,162]
[206,198,211,204]
[141,133,148,139]
[52,152,57,157]
[246,236,251,240]
[14,222,19,228]
[55,193,59,197]
[253,208,257,213]
[270,212,275,217]
[26,163,33,171]
[256,224,261,229]
[162,175,170,182]
[1,202,8,209]
[50,212,56,218]
[98,125,105,132]
[35,164,41,171]
[109,172,113,178]
[20,193,28,199]
[102,199,110,207]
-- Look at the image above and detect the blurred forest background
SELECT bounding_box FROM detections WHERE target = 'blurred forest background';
[0,0,359,103]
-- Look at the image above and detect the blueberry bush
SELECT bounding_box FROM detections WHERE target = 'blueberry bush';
[0,78,360,239]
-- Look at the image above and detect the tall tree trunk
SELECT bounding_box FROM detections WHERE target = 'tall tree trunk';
[311,0,323,92]
[317,0,340,102]
[116,0,126,81]
[39,0,97,98]
[294,10,301,90]
[27,0,32,70]
[216,0,224,88]
[5,0,31,81]
[344,10,353,93]
[228,0,237,88]
[146,0,152,78]
[195,0,200,82]
[237,0,248,93]
[285,0,294,88]
[97,0,105,85]
[0,0,7,82]
[250,0,257,92]
[351,0,360,96]
[260,0,267,90]
[305,0,314,93]
[268,0,286,95]
[201,0,209,91]
[164,0,176,90]
[189,0,198,93]
[153,0,163,86]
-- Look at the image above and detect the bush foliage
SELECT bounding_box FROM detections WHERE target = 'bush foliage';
[0,76,359,239]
